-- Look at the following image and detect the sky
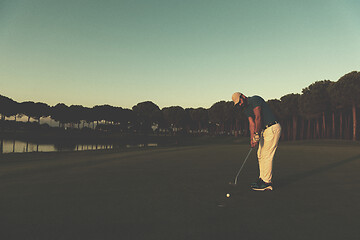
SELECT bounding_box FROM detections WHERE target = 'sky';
[1,0,360,109]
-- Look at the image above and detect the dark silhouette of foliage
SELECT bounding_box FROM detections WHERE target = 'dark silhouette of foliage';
[19,101,50,123]
[329,71,360,140]
[209,101,234,135]
[132,101,161,134]
[1,70,359,141]
[0,95,18,120]
[186,107,209,133]
[280,94,300,140]
[162,106,187,134]
[299,80,333,139]
[51,103,71,127]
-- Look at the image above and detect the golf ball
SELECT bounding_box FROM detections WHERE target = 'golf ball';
[226,193,230,198]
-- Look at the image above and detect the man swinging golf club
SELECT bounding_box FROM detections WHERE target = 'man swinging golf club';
[232,92,281,191]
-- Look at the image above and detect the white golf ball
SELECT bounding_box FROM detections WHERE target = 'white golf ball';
[226,193,230,198]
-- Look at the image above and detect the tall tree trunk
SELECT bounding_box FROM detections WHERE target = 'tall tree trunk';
[292,115,297,141]
[281,125,285,140]
[332,112,335,138]
[287,120,291,141]
[322,112,326,138]
[300,118,304,140]
[316,119,320,139]
[339,111,343,139]
[313,121,316,139]
[345,115,351,140]
[307,119,311,139]
[352,102,356,141]
[235,119,239,137]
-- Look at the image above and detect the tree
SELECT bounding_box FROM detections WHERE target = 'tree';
[132,101,161,134]
[19,101,50,124]
[78,106,92,128]
[327,82,341,138]
[92,105,118,124]
[19,101,35,122]
[299,80,333,139]
[68,105,87,128]
[329,71,360,141]
[33,102,50,123]
[280,94,300,141]
[208,101,234,135]
[51,103,71,127]
[231,103,246,137]
[118,108,135,132]
[0,95,18,120]
[162,106,187,134]
[187,107,209,134]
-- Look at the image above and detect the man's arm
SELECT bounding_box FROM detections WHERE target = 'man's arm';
[253,106,262,134]
[248,116,255,144]
[248,106,262,147]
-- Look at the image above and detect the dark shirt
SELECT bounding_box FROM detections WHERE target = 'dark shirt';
[243,96,277,129]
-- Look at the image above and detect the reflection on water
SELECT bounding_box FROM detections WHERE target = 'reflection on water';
[1,140,56,153]
[0,139,158,154]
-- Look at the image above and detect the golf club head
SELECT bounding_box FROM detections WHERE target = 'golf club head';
[228,181,237,186]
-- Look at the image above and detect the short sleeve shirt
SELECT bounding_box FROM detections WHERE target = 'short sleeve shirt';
[243,96,277,129]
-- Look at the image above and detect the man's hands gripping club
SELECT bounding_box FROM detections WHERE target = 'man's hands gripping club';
[251,132,260,147]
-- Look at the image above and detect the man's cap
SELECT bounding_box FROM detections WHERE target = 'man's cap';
[232,92,242,106]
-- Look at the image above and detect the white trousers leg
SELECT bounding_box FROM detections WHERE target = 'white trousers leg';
[257,123,281,183]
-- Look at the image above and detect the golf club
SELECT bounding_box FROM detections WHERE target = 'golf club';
[230,147,253,185]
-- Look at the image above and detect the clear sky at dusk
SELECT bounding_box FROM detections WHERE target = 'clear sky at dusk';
[1,0,360,109]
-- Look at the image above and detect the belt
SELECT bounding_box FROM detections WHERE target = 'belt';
[264,121,279,130]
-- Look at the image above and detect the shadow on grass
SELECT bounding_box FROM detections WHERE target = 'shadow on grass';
[276,154,360,188]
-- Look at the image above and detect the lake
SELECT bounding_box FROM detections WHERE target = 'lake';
[0,139,158,154]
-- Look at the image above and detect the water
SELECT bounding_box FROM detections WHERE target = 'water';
[0,139,158,154]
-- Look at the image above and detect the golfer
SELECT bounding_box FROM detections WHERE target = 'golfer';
[232,92,281,191]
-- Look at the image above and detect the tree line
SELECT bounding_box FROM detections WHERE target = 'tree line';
[1,71,360,141]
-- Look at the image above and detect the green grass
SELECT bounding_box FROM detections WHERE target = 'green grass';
[0,140,360,240]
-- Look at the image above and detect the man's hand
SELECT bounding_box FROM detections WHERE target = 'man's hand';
[253,132,260,142]
[251,132,260,148]
[251,139,258,148]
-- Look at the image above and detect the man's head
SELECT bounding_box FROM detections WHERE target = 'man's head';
[232,92,247,108]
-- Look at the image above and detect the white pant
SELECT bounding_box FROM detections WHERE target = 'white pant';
[257,123,281,183]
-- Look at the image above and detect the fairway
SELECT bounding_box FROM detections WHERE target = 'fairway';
[1,141,360,240]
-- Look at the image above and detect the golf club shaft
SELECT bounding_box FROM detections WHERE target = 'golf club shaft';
[234,148,253,185]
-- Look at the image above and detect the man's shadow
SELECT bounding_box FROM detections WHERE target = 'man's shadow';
[275,154,360,188]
